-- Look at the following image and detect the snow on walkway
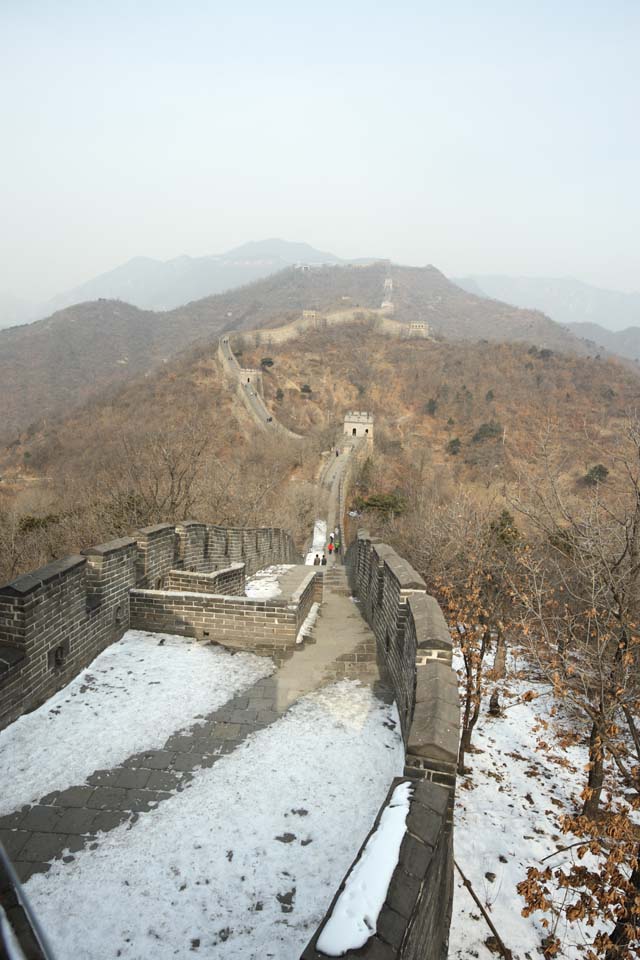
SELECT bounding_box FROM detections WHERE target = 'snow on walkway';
[305,519,327,564]
[244,564,295,599]
[26,681,405,960]
[0,631,273,816]
[450,652,612,959]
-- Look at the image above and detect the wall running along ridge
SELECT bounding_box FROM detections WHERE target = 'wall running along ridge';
[0,521,299,731]
[301,530,458,960]
[217,337,301,439]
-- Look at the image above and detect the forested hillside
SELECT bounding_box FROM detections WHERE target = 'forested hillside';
[1,321,636,585]
[0,262,594,443]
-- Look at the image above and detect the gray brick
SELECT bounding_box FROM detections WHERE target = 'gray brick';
[112,767,152,790]
[18,832,69,863]
[86,787,127,810]
[0,828,31,859]
[20,806,63,833]
[54,786,95,807]
[55,808,97,835]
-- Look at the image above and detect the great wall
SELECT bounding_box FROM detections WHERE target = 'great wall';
[0,326,458,960]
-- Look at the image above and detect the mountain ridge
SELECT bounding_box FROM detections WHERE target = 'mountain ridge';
[0,261,600,444]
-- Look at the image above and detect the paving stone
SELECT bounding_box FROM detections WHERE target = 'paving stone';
[0,811,25,830]
[170,753,199,773]
[18,832,69,863]
[53,786,95,807]
[86,787,128,810]
[146,770,184,791]
[20,805,64,833]
[257,710,279,724]
[164,734,196,751]
[39,791,61,805]
[386,868,422,920]
[230,709,257,724]
[112,767,153,790]
[13,860,50,883]
[124,789,168,812]
[92,811,128,833]
[87,769,122,788]
[215,723,241,740]
[0,828,31,859]
[137,751,176,771]
[55,808,97,835]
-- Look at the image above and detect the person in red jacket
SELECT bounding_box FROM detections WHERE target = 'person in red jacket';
[327,541,334,556]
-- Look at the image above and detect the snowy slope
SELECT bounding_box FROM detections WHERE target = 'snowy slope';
[0,631,273,815]
[26,681,405,960]
[451,651,614,959]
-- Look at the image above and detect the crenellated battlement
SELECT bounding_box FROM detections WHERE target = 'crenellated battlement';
[0,521,300,731]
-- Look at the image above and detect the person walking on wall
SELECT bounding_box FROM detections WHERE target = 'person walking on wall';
[334,537,341,556]
[327,541,334,556]
[321,554,327,566]
[313,554,320,565]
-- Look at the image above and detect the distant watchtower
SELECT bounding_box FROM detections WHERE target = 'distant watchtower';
[408,320,429,338]
[344,411,374,443]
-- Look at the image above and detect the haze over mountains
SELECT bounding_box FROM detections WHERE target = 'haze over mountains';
[456,274,640,359]
[0,239,365,329]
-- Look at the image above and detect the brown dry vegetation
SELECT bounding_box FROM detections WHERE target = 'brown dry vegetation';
[1,320,638,586]
[242,322,640,500]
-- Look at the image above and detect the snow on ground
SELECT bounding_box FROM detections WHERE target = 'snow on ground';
[305,519,327,564]
[451,650,611,959]
[26,680,405,960]
[296,602,320,645]
[244,564,295,599]
[0,631,273,816]
[317,780,413,956]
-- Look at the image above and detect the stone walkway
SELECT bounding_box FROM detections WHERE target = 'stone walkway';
[0,572,387,885]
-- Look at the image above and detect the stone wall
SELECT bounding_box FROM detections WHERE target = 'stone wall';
[302,531,459,959]
[129,569,321,662]
[0,522,300,731]
[302,778,452,960]
[165,563,245,596]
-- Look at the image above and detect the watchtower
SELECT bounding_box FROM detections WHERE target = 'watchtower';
[409,320,429,338]
[344,411,374,442]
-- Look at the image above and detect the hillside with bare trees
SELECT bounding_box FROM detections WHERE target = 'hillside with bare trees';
[0,262,599,444]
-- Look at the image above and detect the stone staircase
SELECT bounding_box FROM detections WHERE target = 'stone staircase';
[322,565,351,597]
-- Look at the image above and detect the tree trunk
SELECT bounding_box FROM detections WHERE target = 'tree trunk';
[458,727,472,775]
[489,690,501,716]
[604,844,640,959]
[582,719,605,818]
[492,623,507,679]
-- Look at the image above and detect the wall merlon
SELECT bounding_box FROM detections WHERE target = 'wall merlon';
[0,556,86,597]
[81,537,137,558]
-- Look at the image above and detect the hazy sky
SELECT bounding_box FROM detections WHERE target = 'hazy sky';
[2,0,639,300]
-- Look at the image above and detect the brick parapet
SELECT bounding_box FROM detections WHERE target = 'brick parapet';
[0,521,300,731]
[301,778,453,960]
[347,531,458,794]
[165,563,245,596]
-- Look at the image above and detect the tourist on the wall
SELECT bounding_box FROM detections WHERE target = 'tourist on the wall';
[327,541,334,556]
[321,554,327,566]
[313,554,321,565]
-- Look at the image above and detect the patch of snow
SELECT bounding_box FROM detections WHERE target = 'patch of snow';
[305,519,327,564]
[296,601,320,644]
[244,564,294,599]
[0,631,273,816]
[26,681,405,960]
[450,650,613,959]
[317,780,413,956]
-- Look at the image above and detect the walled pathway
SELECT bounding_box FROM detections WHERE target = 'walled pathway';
[0,575,387,887]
